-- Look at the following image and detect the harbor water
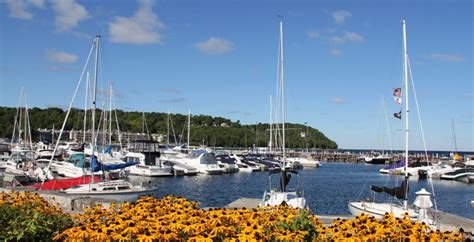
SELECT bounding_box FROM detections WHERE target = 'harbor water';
[133,162,474,219]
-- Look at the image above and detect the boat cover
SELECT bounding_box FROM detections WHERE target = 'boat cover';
[371,180,408,200]
[30,176,101,190]
[91,156,139,172]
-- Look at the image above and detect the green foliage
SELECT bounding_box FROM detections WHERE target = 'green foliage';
[0,106,338,149]
[0,203,75,241]
[276,209,319,240]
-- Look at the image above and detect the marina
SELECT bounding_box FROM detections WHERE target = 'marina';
[1,0,473,240]
[1,162,473,233]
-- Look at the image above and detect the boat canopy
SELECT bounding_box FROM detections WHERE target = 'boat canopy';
[91,156,138,172]
[370,180,408,200]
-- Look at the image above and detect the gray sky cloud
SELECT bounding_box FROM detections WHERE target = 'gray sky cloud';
[160,88,180,94]
[52,0,89,31]
[330,48,342,57]
[330,97,349,104]
[332,10,351,24]
[306,30,320,39]
[5,0,44,19]
[45,50,78,63]
[109,0,165,44]
[160,97,186,103]
[331,31,364,44]
[195,38,234,55]
[427,53,464,62]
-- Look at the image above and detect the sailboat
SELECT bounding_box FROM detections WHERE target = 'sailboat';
[260,18,306,209]
[348,20,437,224]
[2,88,53,182]
[39,35,153,202]
[361,97,393,165]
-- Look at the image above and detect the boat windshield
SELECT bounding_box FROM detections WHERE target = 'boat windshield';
[189,150,207,159]
[200,153,217,164]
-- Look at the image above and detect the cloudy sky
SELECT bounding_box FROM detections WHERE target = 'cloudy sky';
[0,0,472,151]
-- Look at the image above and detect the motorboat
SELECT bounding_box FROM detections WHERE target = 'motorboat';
[231,154,265,171]
[126,140,173,177]
[286,154,321,168]
[214,151,239,173]
[362,154,392,165]
[165,149,223,174]
[50,153,102,178]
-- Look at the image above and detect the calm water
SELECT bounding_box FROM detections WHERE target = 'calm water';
[132,163,474,219]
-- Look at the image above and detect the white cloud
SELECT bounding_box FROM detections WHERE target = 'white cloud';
[45,50,78,63]
[5,0,44,19]
[332,10,351,24]
[160,97,186,103]
[330,97,349,104]
[428,53,464,62]
[194,38,234,55]
[108,0,165,44]
[160,88,180,94]
[306,30,320,39]
[27,0,44,8]
[52,0,89,31]
[330,48,342,57]
[331,31,364,44]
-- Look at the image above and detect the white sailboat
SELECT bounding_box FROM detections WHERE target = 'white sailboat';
[260,18,306,209]
[361,97,393,165]
[39,35,152,202]
[348,20,437,224]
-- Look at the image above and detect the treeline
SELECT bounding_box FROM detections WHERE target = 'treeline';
[0,106,338,149]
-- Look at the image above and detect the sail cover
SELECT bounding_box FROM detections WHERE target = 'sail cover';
[370,180,408,200]
[91,156,139,172]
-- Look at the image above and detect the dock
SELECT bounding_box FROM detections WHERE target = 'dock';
[226,197,474,233]
[0,187,114,214]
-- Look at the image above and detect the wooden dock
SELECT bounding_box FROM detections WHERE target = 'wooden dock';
[226,197,474,233]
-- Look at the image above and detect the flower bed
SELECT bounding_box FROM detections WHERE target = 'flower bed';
[53,195,466,241]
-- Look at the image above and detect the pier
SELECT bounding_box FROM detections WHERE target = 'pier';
[225,197,474,233]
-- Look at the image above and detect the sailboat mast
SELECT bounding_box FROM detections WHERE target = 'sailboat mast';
[91,35,100,185]
[167,111,170,146]
[269,95,273,153]
[109,84,113,144]
[451,117,458,153]
[187,109,191,148]
[83,72,89,143]
[280,18,286,160]
[402,20,409,209]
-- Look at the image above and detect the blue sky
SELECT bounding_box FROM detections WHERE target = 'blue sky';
[1,0,472,151]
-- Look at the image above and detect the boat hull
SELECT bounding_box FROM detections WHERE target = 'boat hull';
[348,201,417,219]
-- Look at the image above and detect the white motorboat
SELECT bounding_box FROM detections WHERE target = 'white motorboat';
[165,149,223,174]
[214,151,239,173]
[126,139,173,177]
[231,154,264,171]
[286,154,321,168]
[51,153,102,178]
[127,152,173,177]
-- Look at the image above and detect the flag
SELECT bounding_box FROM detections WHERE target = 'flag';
[393,88,401,97]
[393,88,402,104]
[393,111,402,119]
[393,96,402,104]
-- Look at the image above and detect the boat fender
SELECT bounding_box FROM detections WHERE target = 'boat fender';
[16,161,24,170]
